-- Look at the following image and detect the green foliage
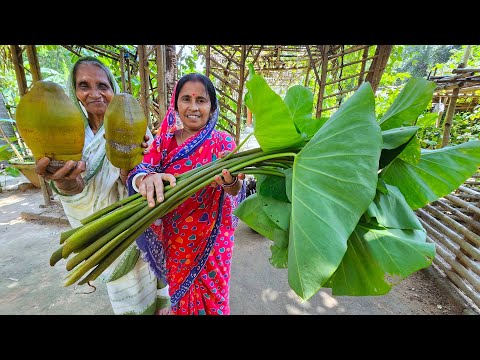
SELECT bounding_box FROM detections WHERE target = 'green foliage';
[236,72,480,300]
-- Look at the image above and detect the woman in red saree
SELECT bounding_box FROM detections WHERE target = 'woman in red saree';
[127,73,245,315]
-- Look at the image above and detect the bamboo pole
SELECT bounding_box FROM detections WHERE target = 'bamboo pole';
[416,208,480,260]
[120,49,126,93]
[441,46,472,147]
[235,45,247,145]
[429,237,480,293]
[156,45,167,122]
[444,194,480,217]
[25,45,41,82]
[433,199,480,233]
[423,204,480,247]
[419,217,480,276]
[137,45,150,128]
[315,45,330,119]
[10,45,28,96]
[429,247,480,309]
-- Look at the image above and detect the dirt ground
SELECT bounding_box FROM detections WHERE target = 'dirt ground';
[0,183,476,315]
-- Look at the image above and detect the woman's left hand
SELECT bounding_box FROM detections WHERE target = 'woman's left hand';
[211,169,245,195]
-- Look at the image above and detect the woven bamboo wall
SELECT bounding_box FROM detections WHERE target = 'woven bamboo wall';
[416,175,480,311]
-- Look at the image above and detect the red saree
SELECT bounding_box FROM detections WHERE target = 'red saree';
[128,98,244,315]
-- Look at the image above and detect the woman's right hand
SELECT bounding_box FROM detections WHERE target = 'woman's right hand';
[35,157,86,193]
[137,173,177,208]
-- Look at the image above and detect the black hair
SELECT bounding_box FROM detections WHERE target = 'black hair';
[174,73,217,113]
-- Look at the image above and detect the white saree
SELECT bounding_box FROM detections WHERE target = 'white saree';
[51,58,158,315]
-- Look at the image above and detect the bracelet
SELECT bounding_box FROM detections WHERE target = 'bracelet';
[222,176,238,188]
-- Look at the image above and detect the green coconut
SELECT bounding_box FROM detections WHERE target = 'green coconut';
[15,80,85,173]
[104,93,147,169]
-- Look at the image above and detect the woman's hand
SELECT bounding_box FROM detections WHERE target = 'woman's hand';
[211,169,245,196]
[210,151,244,195]
[142,134,150,155]
[35,157,86,194]
[136,173,177,207]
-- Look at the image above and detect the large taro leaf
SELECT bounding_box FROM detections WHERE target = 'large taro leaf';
[254,175,291,231]
[245,71,304,152]
[283,84,328,137]
[379,127,419,169]
[288,82,382,300]
[284,85,313,132]
[398,135,421,165]
[234,193,287,248]
[256,174,289,202]
[260,196,291,232]
[325,224,434,295]
[367,184,423,230]
[378,77,436,131]
[382,126,419,150]
[381,141,480,210]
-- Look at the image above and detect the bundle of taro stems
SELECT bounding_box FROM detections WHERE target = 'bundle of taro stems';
[51,134,296,287]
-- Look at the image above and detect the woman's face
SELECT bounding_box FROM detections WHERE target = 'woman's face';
[75,63,114,118]
[177,80,212,132]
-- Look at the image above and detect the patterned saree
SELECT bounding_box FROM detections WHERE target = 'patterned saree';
[128,96,245,315]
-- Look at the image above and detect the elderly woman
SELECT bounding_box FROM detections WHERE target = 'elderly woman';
[35,56,158,315]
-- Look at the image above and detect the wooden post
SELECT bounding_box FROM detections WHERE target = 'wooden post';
[25,45,41,82]
[137,45,150,128]
[205,46,211,77]
[235,45,247,145]
[316,45,330,119]
[120,49,127,92]
[441,46,471,148]
[441,87,459,147]
[365,45,393,93]
[10,45,28,96]
[156,45,167,122]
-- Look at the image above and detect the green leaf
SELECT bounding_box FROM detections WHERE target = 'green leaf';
[234,194,284,241]
[245,73,304,151]
[283,85,326,137]
[398,135,421,165]
[367,184,424,230]
[380,132,421,169]
[272,228,289,249]
[416,112,438,128]
[298,117,329,138]
[5,166,21,177]
[256,174,289,202]
[381,141,480,209]
[382,126,419,149]
[379,77,436,131]
[260,195,291,232]
[270,244,288,268]
[0,144,13,161]
[284,168,293,203]
[325,224,435,296]
[288,82,382,300]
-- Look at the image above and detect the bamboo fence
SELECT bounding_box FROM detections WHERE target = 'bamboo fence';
[416,173,480,311]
